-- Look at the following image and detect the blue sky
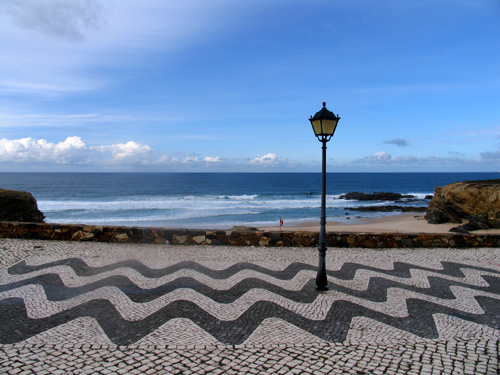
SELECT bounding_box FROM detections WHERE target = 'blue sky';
[1,0,499,172]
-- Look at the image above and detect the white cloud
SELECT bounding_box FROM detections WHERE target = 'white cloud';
[0,136,90,164]
[182,156,199,163]
[250,153,285,165]
[0,136,167,166]
[170,156,200,164]
[96,141,157,165]
[204,156,222,163]
[366,151,393,162]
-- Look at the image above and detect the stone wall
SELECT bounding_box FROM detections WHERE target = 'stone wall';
[1,221,499,248]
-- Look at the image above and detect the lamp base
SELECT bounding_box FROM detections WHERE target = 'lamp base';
[316,286,329,292]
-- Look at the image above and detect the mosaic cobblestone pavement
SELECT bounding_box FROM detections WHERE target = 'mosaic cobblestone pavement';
[1,238,499,374]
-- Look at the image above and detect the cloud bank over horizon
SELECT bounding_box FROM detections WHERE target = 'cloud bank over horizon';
[1,135,498,173]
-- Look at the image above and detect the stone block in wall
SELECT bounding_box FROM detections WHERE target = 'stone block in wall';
[362,239,376,247]
[172,234,188,244]
[72,230,94,241]
[193,235,206,244]
[245,232,259,245]
[231,238,250,246]
[401,238,414,247]
[259,236,271,246]
[229,231,241,240]
[113,233,131,243]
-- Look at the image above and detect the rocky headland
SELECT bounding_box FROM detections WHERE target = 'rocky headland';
[425,179,500,233]
[0,189,45,223]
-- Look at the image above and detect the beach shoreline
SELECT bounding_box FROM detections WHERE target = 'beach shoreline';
[258,213,500,235]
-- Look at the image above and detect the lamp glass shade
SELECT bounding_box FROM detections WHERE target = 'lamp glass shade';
[311,119,323,136]
[321,118,338,136]
[311,118,338,137]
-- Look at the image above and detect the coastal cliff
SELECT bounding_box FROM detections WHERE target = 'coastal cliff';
[425,179,500,232]
[0,189,45,223]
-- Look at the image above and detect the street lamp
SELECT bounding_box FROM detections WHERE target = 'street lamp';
[309,102,341,291]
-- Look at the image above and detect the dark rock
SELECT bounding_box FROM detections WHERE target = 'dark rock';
[449,225,471,234]
[468,215,493,230]
[450,223,481,234]
[425,208,454,224]
[450,215,493,234]
[0,189,45,223]
[340,192,415,201]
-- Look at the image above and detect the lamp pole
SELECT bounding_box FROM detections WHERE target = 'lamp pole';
[317,137,328,290]
[309,102,340,291]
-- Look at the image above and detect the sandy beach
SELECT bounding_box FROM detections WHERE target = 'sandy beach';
[259,213,500,235]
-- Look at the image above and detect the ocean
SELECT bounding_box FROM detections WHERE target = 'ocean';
[0,172,498,229]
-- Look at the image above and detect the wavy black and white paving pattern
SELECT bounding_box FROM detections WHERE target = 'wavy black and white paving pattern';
[1,255,500,346]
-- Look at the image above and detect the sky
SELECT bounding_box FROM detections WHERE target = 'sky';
[0,0,499,173]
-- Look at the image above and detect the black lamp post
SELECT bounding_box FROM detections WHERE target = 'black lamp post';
[309,102,341,291]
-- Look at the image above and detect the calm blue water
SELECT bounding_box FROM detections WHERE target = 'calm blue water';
[0,173,498,228]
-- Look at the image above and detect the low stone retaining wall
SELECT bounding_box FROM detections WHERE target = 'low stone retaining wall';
[1,221,499,248]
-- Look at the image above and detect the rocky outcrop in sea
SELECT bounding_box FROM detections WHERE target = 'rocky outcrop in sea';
[339,192,417,201]
[339,192,431,213]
